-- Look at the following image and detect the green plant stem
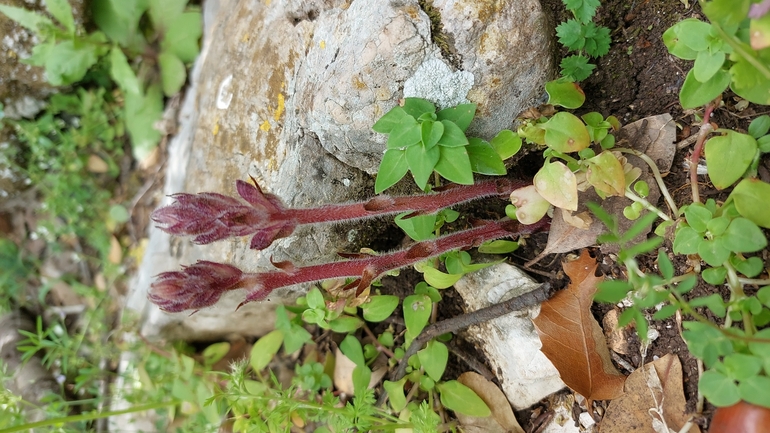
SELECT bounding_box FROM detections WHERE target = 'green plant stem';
[625,190,672,221]
[0,401,181,433]
[723,260,756,335]
[614,147,678,215]
[711,22,770,81]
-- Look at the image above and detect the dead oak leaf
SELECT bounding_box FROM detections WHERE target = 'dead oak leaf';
[532,250,626,402]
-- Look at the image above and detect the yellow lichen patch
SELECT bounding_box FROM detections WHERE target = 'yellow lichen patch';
[352,75,368,90]
[212,116,220,135]
[241,33,250,43]
[260,120,271,131]
[273,93,285,121]
[320,40,326,49]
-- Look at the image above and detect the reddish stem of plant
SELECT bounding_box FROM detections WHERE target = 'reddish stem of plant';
[148,218,549,312]
[690,100,718,203]
[152,178,527,250]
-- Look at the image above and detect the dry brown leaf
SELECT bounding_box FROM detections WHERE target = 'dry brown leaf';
[456,372,525,433]
[600,354,701,433]
[532,250,626,402]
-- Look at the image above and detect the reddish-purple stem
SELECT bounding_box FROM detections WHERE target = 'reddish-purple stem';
[690,100,718,203]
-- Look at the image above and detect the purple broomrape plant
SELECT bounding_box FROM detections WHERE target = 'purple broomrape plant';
[149,217,549,312]
[151,178,526,250]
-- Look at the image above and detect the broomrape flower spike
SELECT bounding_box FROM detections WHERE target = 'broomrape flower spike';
[152,177,527,250]
[148,218,549,312]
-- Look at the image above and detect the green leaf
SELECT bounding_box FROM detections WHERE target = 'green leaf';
[730,178,770,228]
[653,304,680,320]
[109,46,141,95]
[467,138,506,175]
[702,266,727,285]
[595,280,632,303]
[490,129,522,159]
[395,212,436,241]
[306,287,325,309]
[704,131,757,189]
[689,294,727,318]
[434,146,474,184]
[44,40,101,86]
[437,380,491,417]
[699,370,740,407]
[421,120,444,149]
[418,341,448,382]
[340,335,365,366]
[329,316,364,333]
[274,305,311,354]
[148,0,188,30]
[91,0,148,47]
[723,353,762,381]
[436,119,469,147]
[693,50,726,83]
[373,106,410,133]
[702,0,750,29]
[404,294,432,339]
[405,142,441,189]
[721,217,767,253]
[477,240,519,254]
[564,0,600,24]
[158,51,187,96]
[556,19,585,51]
[352,365,372,398]
[684,321,733,367]
[679,68,730,109]
[45,0,75,34]
[384,379,407,412]
[436,104,476,131]
[582,23,611,57]
[739,376,770,407]
[422,266,463,289]
[375,149,408,193]
[387,117,421,149]
[542,112,591,153]
[731,256,763,278]
[697,238,730,267]
[560,54,596,82]
[125,84,163,161]
[585,150,625,196]
[749,115,770,139]
[730,52,770,104]
[25,41,55,67]
[250,329,284,371]
[684,203,713,233]
[534,161,578,211]
[673,225,702,255]
[545,79,586,108]
[657,248,674,280]
[662,20,700,60]
[361,295,399,322]
[402,98,436,118]
[161,11,202,63]
[0,4,53,32]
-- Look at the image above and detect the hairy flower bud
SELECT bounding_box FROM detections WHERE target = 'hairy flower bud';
[151,180,295,247]
[148,261,247,312]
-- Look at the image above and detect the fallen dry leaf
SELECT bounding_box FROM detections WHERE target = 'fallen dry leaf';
[603,309,632,356]
[456,372,525,433]
[536,114,676,258]
[600,354,701,433]
[532,250,626,402]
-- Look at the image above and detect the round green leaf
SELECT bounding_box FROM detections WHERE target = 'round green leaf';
[739,375,770,407]
[585,151,626,196]
[698,238,730,267]
[250,329,284,371]
[329,316,364,333]
[202,341,230,366]
[732,256,763,278]
[699,370,740,407]
[361,295,399,322]
[730,55,770,105]
[693,50,726,83]
[704,131,757,189]
[158,51,187,96]
[545,79,586,109]
[404,294,432,337]
[679,68,730,109]
[723,353,763,381]
[509,185,551,224]
[702,266,727,285]
[684,203,713,233]
[437,380,491,417]
[340,334,365,366]
[384,379,407,412]
[730,178,770,228]
[490,129,522,159]
[542,112,591,153]
[721,217,767,253]
[534,161,578,211]
[402,97,436,118]
[673,225,702,254]
[749,115,770,139]
[417,341,448,381]
[423,266,463,289]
